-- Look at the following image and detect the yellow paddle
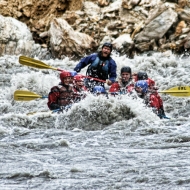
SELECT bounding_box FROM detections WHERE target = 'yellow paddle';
[14,90,61,114]
[19,56,63,71]
[14,90,48,101]
[159,86,190,97]
[14,85,190,102]
[19,56,106,83]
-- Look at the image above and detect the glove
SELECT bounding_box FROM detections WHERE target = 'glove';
[49,103,60,110]
[70,71,77,77]
[74,68,81,73]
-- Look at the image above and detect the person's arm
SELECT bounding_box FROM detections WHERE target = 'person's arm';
[108,59,117,83]
[47,86,60,110]
[74,54,96,73]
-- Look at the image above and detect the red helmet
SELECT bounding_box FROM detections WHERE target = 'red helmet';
[147,78,155,87]
[74,75,84,82]
[60,71,71,81]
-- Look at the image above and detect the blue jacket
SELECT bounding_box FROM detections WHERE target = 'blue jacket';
[74,53,117,82]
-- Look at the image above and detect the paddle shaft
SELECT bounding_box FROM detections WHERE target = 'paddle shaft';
[19,56,106,83]
[27,108,60,115]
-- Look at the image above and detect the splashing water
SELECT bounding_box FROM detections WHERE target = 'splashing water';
[1,52,190,189]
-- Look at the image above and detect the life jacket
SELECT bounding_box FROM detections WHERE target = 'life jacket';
[48,84,74,107]
[73,85,87,93]
[149,92,163,109]
[58,84,74,106]
[86,55,109,80]
[146,78,163,109]
[138,91,163,111]
[109,79,134,94]
[73,85,88,102]
[134,76,164,113]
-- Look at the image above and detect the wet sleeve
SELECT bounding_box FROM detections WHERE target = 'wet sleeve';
[47,87,60,110]
[74,54,95,73]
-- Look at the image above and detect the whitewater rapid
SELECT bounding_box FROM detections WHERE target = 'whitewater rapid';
[0,52,190,189]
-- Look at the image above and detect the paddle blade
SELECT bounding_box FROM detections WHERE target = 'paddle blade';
[27,109,60,115]
[14,90,43,101]
[19,56,58,70]
[160,86,190,97]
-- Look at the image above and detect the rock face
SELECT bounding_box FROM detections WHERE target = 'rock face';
[49,18,98,58]
[0,15,49,59]
[1,0,190,58]
[0,0,83,45]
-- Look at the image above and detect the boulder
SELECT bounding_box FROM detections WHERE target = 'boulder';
[135,7,178,42]
[178,6,190,22]
[183,32,190,49]
[49,18,98,59]
[0,15,47,57]
[112,34,133,50]
[0,0,189,58]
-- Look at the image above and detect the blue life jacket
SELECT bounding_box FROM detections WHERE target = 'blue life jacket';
[86,56,109,80]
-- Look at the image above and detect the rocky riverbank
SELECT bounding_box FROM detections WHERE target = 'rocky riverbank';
[0,0,190,59]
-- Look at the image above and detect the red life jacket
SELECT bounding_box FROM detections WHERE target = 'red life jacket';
[73,85,88,102]
[146,78,163,109]
[47,84,74,108]
[149,92,163,109]
[135,77,163,109]
[109,80,134,94]
[73,85,88,93]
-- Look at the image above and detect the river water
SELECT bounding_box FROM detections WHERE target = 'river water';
[0,51,190,190]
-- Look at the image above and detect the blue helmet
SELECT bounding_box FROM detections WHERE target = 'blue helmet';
[93,86,106,94]
[135,80,148,94]
[70,71,77,77]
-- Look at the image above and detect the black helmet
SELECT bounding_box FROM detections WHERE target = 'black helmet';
[102,42,112,52]
[137,72,148,80]
[120,66,132,74]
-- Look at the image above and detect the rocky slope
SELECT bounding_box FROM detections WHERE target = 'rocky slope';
[0,0,190,59]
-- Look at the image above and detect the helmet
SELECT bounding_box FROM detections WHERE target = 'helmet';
[93,86,106,94]
[135,80,148,94]
[147,78,155,87]
[70,71,77,77]
[102,42,112,52]
[60,71,71,81]
[120,66,132,75]
[74,75,84,82]
[137,72,148,80]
